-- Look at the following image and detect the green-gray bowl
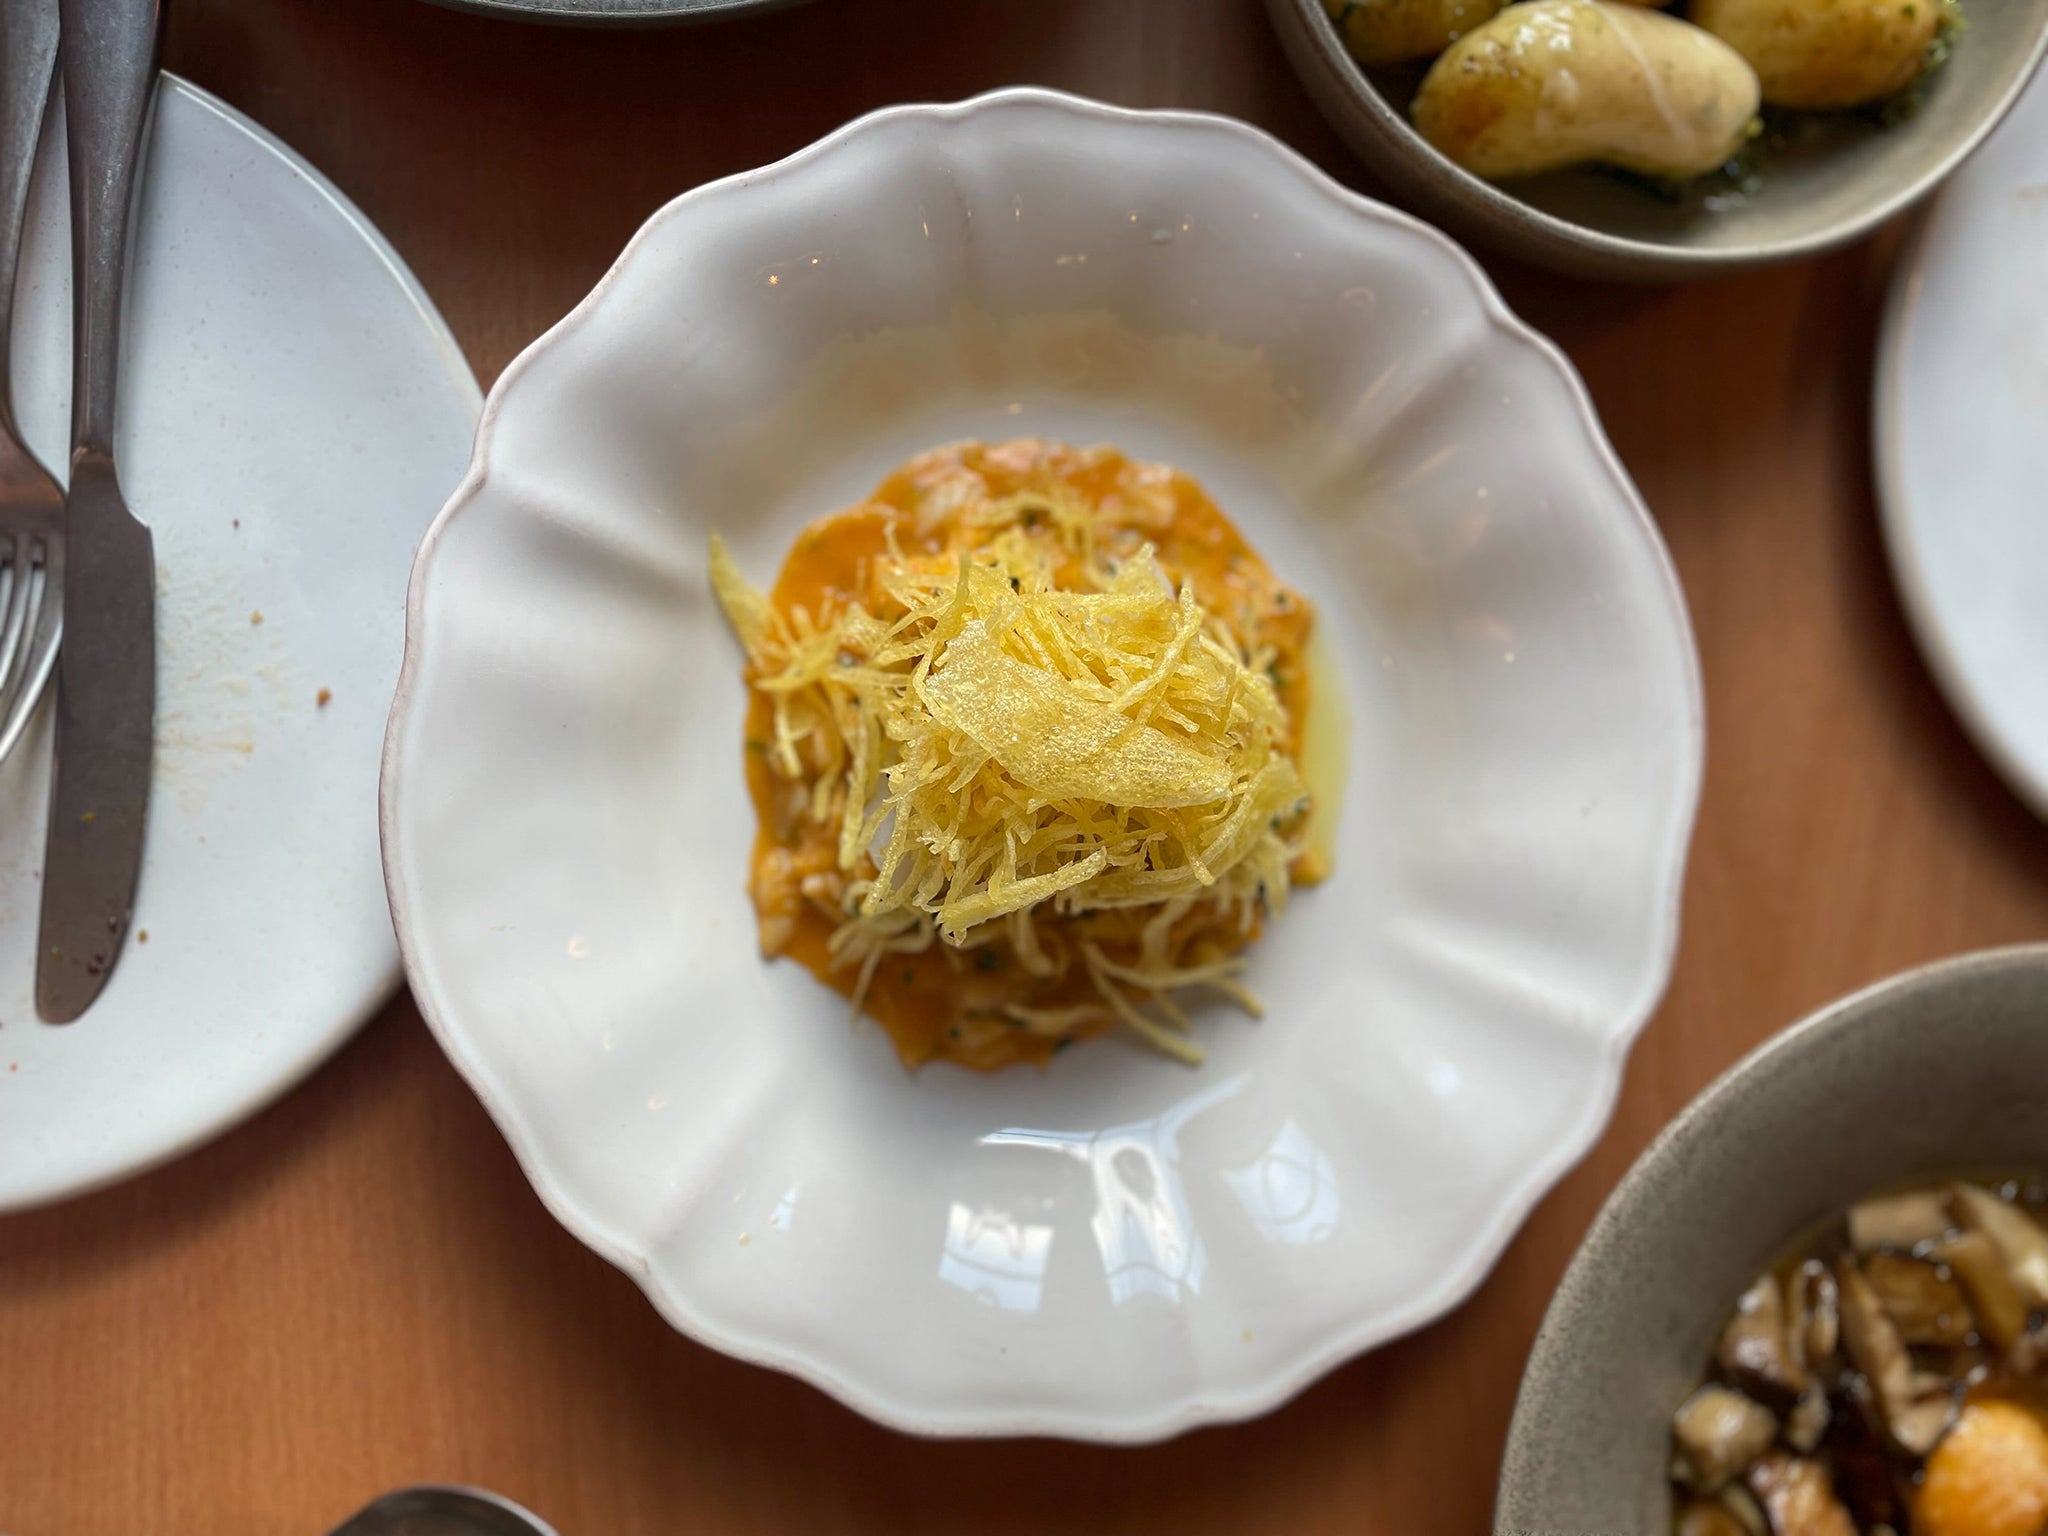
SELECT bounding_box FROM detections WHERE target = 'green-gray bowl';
[1495,944,2048,1529]
[1269,0,2048,278]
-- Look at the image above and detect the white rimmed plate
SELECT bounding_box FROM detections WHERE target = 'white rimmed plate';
[1877,64,2048,823]
[0,78,480,1211]
[382,88,1703,1440]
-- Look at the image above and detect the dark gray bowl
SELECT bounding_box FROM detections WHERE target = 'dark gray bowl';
[1496,944,2048,1529]
[1269,0,2048,278]
[419,0,811,23]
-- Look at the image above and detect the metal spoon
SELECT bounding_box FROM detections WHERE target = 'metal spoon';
[326,1486,557,1536]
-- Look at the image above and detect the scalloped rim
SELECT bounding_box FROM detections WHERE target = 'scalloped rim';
[380,87,1705,1441]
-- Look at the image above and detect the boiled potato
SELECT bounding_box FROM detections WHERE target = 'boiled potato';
[1412,0,1760,180]
[1324,0,1507,65]
[1690,0,1940,107]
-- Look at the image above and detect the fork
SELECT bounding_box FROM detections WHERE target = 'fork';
[0,0,63,765]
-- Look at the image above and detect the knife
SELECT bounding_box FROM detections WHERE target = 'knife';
[36,0,163,1023]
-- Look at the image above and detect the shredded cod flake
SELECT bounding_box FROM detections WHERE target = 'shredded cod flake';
[712,449,1312,1061]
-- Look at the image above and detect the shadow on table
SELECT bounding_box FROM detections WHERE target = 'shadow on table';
[0,993,421,1293]
[164,0,1364,387]
[0,982,1521,1533]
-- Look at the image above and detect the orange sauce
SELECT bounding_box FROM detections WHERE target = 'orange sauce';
[742,440,1315,1071]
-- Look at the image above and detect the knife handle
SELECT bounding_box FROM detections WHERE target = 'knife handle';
[0,0,59,435]
[61,0,161,463]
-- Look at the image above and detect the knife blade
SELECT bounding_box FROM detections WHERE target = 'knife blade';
[35,0,163,1023]
[36,454,153,1022]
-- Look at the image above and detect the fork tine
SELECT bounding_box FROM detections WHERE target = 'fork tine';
[0,537,57,763]
[0,536,29,696]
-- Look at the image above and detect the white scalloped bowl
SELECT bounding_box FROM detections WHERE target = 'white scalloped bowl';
[380,88,1703,1441]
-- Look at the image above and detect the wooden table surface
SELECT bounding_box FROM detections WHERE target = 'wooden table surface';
[6,0,2048,1531]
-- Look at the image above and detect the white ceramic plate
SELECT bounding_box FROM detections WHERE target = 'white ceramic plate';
[383,88,1703,1440]
[0,78,480,1212]
[1878,64,2048,822]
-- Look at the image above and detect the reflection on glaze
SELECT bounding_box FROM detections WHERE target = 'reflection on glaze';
[984,1078,1242,1305]
[938,1202,1055,1312]
[1224,1120,1340,1246]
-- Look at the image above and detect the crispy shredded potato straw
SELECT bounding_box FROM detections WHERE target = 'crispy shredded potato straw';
[712,440,1319,1069]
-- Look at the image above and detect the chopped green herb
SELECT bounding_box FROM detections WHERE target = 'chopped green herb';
[1876,0,1963,126]
[1591,163,1689,205]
